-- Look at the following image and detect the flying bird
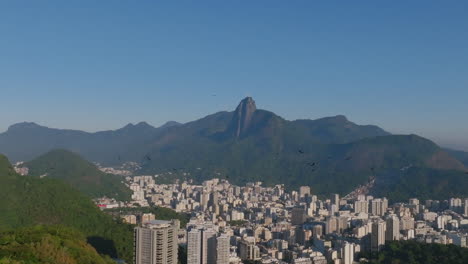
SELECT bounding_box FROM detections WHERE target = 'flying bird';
[298,150,304,154]
[345,156,352,161]
[145,155,152,161]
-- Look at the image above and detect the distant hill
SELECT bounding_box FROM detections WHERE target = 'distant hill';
[22,149,131,201]
[0,226,115,264]
[0,154,134,262]
[371,167,468,202]
[1,97,467,198]
[0,121,166,164]
[139,128,466,197]
[445,148,468,168]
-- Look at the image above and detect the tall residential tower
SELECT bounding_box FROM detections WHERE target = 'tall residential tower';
[134,220,179,264]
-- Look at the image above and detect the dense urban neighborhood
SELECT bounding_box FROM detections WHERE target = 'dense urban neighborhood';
[95,167,468,264]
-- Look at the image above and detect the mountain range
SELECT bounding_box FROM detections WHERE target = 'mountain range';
[1,97,467,200]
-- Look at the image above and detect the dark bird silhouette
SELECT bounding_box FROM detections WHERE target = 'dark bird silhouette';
[298,150,304,154]
[145,155,152,161]
[345,156,352,161]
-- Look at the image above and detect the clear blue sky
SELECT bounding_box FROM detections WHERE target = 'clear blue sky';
[1,1,467,150]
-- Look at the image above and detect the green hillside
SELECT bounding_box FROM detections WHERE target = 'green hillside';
[0,226,115,264]
[23,149,131,201]
[0,155,14,176]
[0,154,134,262]
[371,167,468,202]
[140,132,466,197]
[445,148,468,168]
[362,240,468,264]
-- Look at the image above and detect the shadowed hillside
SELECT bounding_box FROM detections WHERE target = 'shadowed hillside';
[22,149,131,201]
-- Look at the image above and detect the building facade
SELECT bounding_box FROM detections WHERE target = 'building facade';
[134,220,179,264]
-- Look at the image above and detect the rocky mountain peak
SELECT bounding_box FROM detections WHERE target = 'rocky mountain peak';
[231,97,257,138]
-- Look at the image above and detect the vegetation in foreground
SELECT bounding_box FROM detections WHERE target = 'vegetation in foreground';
[0,154,133,262]
[360,241,468,264]
[0,226,115,264]
[1,153,191,263]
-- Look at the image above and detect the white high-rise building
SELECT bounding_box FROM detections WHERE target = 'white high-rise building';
[134,220,179,264]
[187,229,202,264]
[201,191,210,211]
[371,220,386,252]
[216,234,230,264]
[239,237,260,261]
[464,200,468,217]
[354,200,369,214]
[449,198,462,211]
[385,215,400,241]
[370,198,388,216]
[437,215,448,230]
[341,242,354,264]
[400,216,415,231]
[325,216,338,234]
[202,229,217,264]
[187,223,229,264]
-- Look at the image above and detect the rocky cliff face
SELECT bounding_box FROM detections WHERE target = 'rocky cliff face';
[229,97,257,138]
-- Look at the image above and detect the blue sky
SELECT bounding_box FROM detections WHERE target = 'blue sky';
[1,1,467,150]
